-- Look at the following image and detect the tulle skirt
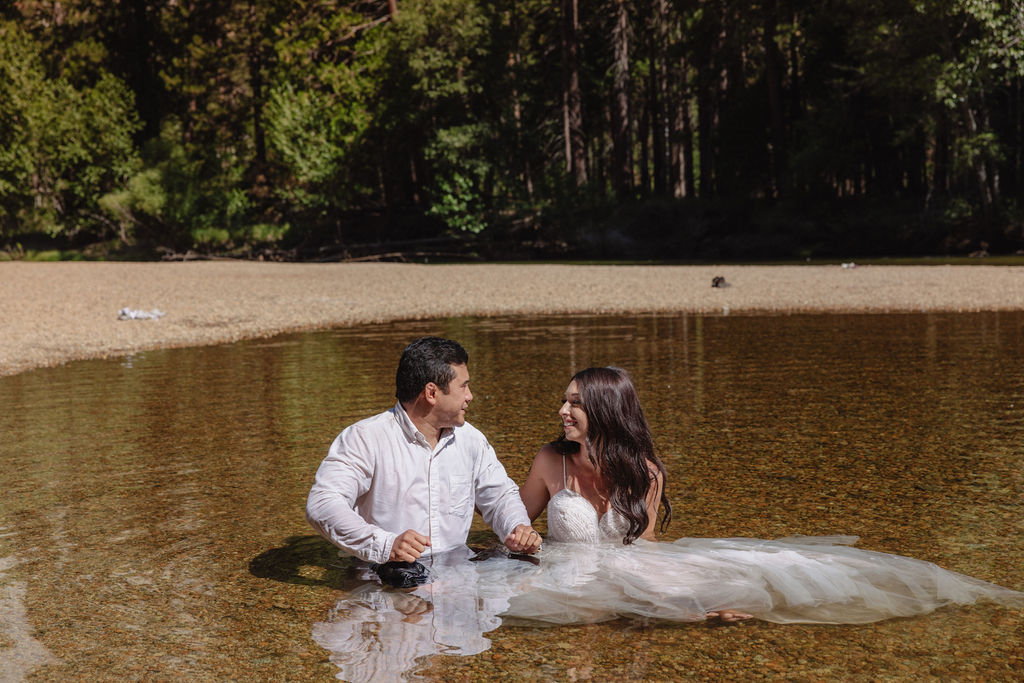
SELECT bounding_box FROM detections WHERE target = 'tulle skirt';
[312,539,1023,682]
[472,536,1024,625]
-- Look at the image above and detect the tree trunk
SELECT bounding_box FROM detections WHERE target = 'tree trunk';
[639,73,651,195]
[561,0,587,185]
[659,1,692,198]
[697,67,720,198]
[610,0,633,199]
[680,96,695,198]
[123,0,164,140]
[788,10,802,192]
[983,105,999,204]
[1011,77,1022,199]
[762,0,786,198]
[962,102,994,216]
[905,137,925,197]
[650,0,668,197]
[248,5,266,171]
[932,111,950,200]
[508,3,533,199]
[695,2,726,198]
[651,82,668,196]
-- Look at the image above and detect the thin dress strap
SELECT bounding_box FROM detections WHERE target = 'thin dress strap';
[562,455,568,489]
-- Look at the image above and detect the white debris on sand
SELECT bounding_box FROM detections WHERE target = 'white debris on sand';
[118,307,166,320]
[2,261,1023,376]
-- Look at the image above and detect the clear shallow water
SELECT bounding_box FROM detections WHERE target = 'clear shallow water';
[1,313,1022,680]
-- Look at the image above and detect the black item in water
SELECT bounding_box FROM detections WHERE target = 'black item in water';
[370,561,431,588]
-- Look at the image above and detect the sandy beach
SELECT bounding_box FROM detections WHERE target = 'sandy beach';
[2,261,1023,376]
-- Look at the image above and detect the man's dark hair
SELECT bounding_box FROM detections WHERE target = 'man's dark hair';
[395,337,469,404]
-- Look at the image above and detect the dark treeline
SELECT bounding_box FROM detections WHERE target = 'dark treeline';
[2,0,1024,260]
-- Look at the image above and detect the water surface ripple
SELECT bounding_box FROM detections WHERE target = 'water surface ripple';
[1,313,1022,680]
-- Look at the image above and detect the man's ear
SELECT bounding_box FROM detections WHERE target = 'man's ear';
[423,382,439,405]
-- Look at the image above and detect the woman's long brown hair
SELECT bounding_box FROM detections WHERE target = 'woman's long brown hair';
[551,366,672,544]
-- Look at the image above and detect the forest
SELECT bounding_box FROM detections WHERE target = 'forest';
[2,0,1024,261]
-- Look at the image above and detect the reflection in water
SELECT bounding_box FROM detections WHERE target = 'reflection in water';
[0,554,60,678]
[311,532,1024,682]
[311,548,515,682]
[0,313,1022,680]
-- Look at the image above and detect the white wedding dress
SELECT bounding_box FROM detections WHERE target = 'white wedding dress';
[485,462,1024,625]
[312,467,1022,682]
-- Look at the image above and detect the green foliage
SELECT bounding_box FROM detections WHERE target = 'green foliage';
[264,4,381,222]
[0,21,140,240]
[247,222,290,242]
[263,0,504,237]
[191,227,232,247]
[428,172,487,234]
[266,84,340,187]
[425,124,491,233]
[0,25,37,232]
[5,0,1024,256]
[264,79,371,210]
[100,118,251,249]
[394,0,491,104]
[932,0,1024,108]
[388,1,498,232]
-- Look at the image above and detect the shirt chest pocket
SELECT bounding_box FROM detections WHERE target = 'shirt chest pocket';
[447,475,474,517]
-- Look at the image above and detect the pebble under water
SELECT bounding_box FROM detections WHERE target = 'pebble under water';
[1,312,1022,681]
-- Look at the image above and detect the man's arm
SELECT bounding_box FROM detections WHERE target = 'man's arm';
[305,428,399,564]
[473,442,541,552]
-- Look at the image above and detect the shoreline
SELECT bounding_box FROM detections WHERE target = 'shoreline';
[2,261,1023,376]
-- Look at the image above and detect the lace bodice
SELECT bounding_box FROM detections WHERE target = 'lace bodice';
[546,488,629,543]
[545,456,629,543]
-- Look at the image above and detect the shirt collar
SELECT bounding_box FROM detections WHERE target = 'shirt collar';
[392,402,456,448]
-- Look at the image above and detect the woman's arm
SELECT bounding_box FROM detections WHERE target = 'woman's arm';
[519,447,557,522]
[640,465,665,541]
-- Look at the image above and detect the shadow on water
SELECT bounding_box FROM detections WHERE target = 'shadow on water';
[1,312,1022,681]
[248,535,363,590]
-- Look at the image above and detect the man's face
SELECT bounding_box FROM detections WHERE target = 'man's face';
[433,363,473,428]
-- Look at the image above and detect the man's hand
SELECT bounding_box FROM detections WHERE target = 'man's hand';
[391,593,433,623]
[504,524,542,554]
[388,529,431,562]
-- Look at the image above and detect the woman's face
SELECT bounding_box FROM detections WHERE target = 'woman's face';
[560,380,589,443]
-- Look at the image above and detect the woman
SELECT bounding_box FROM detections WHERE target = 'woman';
[519,366,671,545]
[500,366,1024,625]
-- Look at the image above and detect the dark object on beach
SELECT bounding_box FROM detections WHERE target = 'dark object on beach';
[469,546,541,566]
[712,276,728,288]
[370,561,431,588]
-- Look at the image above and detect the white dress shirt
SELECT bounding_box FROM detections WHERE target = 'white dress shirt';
[306,403,530,564]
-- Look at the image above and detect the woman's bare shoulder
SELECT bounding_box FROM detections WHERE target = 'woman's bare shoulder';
[534,443,563,464]
[529,443,567,476]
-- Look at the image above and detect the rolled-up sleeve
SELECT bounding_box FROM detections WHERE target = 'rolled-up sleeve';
[472,441,531,541]
[306,427,396,564]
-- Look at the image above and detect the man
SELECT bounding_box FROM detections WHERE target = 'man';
[306,336,541,564]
